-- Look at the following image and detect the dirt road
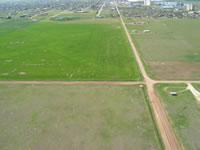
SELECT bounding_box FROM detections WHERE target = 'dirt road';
[187,83,200,104]
[114,2,182,150]
[0,80,144,85]
[96,2,105,17]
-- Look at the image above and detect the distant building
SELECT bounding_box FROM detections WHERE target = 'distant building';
[177,2,184,6]
[143,30,150,33]
[130,21,146,25]
[20,14,28,18]
[6,16,12,19]
[155,1,178,6]
[32,19,38,22]
[161,5,174,9]
[128,0,143,2]
[186,4,194,11]
[144,0,151,6]
[131,30,137,33]
[95,16,104,18]
[170,92,177,96]
[129,2,141,6]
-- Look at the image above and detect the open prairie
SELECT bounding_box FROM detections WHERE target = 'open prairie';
[155,84,200,150]
[126,18,200,80]
[0,18,140,81]
[0,84,162,150]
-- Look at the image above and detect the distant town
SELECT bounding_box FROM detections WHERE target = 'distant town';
[119,0,200,19]
[0,0,200,20]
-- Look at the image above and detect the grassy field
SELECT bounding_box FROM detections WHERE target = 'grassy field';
[50,11,97,21]
[0,18,140,81]
[47,9,64,16]
[125,18,200,80]
[56,11,97,17]
[0,11,9,17]
[193,83,200,90]
[0,84,162,150]
[155,84,200,150]
[48,10,97,22]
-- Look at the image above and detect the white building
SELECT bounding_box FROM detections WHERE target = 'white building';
[144,0,151,6]
[186,3,194,11]
[144,30,150,33]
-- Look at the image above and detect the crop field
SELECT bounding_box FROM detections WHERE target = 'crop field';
[0,18,140,81]
[0,84,162,150]
[155,84,200,150]
[125,18,200,80]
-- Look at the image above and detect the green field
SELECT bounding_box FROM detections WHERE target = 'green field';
[155,84,200,150]
[56,11,96,17]
[0,84,162,150]
[50,10,97,21]
[193,84,200,90]
[0,19,140,81]
[125,18,200,80]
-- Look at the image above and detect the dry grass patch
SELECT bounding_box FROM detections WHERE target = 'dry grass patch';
[148,61,200,80]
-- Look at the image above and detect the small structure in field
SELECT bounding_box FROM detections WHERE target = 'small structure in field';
[130,21,146,25]
[95,16,104,18]
[131,30,137,33]
[161,6,174,9]
[32,19,38,22]
[143,30,150,33]
[6,16,12,19]
[170,92,177,96]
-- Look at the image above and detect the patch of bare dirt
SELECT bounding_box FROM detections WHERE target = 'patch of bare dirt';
[163,86,169,92]
[147,61,200,80]
[19,72,26,75]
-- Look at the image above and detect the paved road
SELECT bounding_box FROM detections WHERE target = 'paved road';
[114,2,183,150]
[96,2,105,17]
